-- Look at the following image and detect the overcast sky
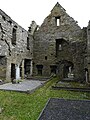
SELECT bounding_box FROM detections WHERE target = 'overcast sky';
[0,0,90,30]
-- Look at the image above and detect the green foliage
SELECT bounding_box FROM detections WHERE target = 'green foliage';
[0,77,90,120]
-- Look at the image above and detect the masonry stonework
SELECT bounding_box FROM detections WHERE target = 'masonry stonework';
[33,2,87,82]
[0,9,33,82]
[0,2,90,83]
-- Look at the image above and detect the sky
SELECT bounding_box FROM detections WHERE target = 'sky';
[0,0,90,30]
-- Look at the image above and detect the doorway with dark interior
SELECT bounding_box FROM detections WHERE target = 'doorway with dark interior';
[24,59,31,78]
[11,63,16,83]
[36,65,43,76]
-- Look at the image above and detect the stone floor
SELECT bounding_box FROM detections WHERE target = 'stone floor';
[38,98,90,120]
[0,80,45,92]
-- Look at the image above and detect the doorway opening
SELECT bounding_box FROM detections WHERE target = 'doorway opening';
[50,65,57,74]
[11,63,16,82]
[58,60,74,79]
[24,59,31,76]
[36,65,43,76]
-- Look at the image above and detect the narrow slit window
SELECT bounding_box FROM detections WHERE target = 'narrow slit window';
[57,18,60,26]
[12,28,16,45]
[27,37,30,50]
[2,16,6,21]
[45,56,47,60]
[55,17,60,26]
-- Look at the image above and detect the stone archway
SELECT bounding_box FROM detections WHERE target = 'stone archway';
[57,60,74,79]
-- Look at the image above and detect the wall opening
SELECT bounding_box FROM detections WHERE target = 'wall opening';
[12,27,17,45]
[50,65,57,74]
[55,16,60,26]
[63,66,69,78]
[27,37,30,50]
[0,56,6,65]
[20,65,22,78]
[56,39,68,57]
[56,39,63,56]
[36,65,43,76]
[11,63,16,82]
[57,60,74,79]
[60,60,74,79]
[24,59,31,76]
[45,56,47,60]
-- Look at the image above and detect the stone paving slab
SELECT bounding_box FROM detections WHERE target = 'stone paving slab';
[0,80,45,92]
[38,98,90,120]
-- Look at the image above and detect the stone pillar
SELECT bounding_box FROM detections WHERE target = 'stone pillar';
[6,62,11,82]
[16,65,20,80]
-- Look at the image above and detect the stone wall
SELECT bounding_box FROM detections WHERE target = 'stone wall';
[0,2,89,83]
[0,56,7,80]
[0,9,33,82]
[33,2,86,81]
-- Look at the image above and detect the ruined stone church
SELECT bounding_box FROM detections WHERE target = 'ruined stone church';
[0,2,90,83]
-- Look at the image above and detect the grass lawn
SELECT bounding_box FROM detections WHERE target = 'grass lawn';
[0,77,90,120]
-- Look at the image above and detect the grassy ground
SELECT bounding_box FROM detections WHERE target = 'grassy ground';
[0,77,90,120]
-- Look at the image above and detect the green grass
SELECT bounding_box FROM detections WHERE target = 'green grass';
[0,77,90,120]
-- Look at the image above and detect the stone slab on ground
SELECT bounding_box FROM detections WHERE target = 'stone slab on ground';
[38,98,90,120]
[0,80,45,92]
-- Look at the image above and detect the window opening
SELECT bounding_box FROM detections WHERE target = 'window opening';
[2,16,6,21]
[12,28,16,45]
[27,37,30,50]
[45,56,47,60]
[24,59,31,76]
[55,17,60,26]
[36,65,43,75]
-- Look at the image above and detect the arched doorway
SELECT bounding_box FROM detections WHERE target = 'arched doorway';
[58,60,74,79]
